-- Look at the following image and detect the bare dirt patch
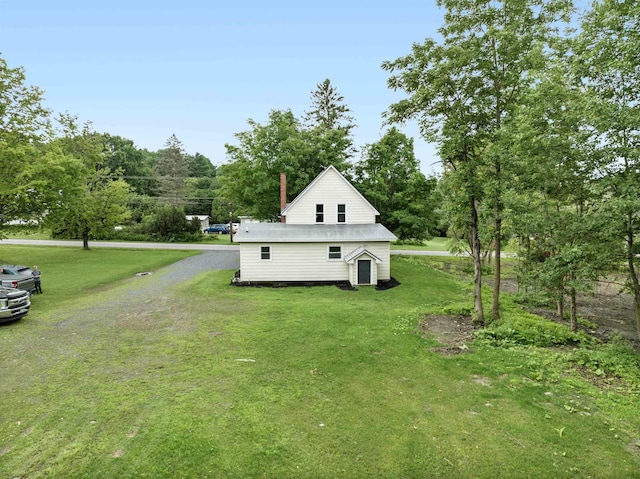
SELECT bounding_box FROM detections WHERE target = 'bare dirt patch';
[426,257,639,348]
[418,314,477,354]
[500,275,639,347]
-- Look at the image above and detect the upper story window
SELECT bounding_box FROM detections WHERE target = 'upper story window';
[337,204,346,223]
[260,246,271,260]
[315,204,324,223]
[328,246,342,259]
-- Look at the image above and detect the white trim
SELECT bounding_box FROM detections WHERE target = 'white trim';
[260,245,272,261]
[356,258,373,285]
[344,246,383,264]
[327,245,342,260]
[337,202,346,223]
[315,203,325,224]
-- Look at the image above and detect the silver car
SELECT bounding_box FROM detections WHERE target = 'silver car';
[0,265,36,294]
[0,286,31,323]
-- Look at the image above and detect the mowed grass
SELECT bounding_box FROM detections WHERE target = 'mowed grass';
[392,236,450,251]
[0,245,200,307]
[0,248,638,478]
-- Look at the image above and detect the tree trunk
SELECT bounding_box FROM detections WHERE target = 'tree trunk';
[632,291,640,341]
[82,230,90,250]
[470,196,485,326]
[626,214,640,339]
[493,216,502,321]
[570,286,577,332]
[557,294,564,321]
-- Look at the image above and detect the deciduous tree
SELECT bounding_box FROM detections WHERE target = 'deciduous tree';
[383,0,571,325]
[221,109,351,221]
[0,55,56,231]
[574,0,640,337]
[47,116,131,249]
[354,127,437,240]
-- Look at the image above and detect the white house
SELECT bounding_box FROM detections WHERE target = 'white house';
[233,165,397,287]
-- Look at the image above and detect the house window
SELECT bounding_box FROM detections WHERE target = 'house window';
[260,246,271,260]
[337,204,346,223]
[328,245,342,260]
[316,204,324,223]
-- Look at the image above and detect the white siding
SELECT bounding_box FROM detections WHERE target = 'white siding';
[285,168,376,225]
[239,242,391,282]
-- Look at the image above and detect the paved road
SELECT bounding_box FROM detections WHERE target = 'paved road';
[0,238,456,256]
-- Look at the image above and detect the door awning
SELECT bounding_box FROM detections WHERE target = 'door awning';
[344,246,382,264]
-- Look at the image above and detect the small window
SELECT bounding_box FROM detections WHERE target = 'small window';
[316,204,324,223]
[337,204,346,223]
[260,246,271,260]
[328,246,342,260]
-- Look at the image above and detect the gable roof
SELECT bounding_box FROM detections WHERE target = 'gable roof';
[281,165,379,216]
[344,246,383,264]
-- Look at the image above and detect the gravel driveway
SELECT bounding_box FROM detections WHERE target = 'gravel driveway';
[153,250,239,285]
[49,250,239,327]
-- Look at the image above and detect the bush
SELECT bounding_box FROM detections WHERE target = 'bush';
[393,238,427,247]
[147,205,202,241]
[568,339,640,385]
[476,313,592,347]
[112,230,152,242]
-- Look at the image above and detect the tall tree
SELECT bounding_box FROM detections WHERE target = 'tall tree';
[48,116,131,249]
[304,79,356,134]
[354,127,437,240]
[154,134,188,206]
[103,134,158,196]
[574,0,640,337]
[0,55,51,144]
[502,60,601,323]
[186,152,216,178]
[382,0,571,325]
[221,109,351,221]
[304,79,357,167]
[0,55,56,231]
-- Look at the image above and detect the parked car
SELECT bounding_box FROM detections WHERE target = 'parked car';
[203,224,230,234]
[0,286,31,324]
[0,265,36,294]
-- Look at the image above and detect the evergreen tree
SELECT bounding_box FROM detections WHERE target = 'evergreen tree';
[304,79,357,165]
[154,134,188,206]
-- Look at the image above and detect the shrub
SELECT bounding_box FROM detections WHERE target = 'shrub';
[476,313,591,347]
[148,205,202,241]
[568,339,640,386]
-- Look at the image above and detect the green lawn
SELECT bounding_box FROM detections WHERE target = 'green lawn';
[0,245,199,306]
[392,236,451,251]
[0,247,638,478]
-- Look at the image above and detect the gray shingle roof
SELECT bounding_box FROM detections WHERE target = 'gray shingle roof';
[234,223,396,243]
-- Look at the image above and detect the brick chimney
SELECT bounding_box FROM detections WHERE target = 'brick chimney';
[280,172,287,223]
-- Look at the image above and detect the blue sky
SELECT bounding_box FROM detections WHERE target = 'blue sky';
[1,0,446,174]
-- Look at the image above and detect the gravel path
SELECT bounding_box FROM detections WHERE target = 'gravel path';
[151,250,239,286]
[49,250,239,327]
[119,249,240,300]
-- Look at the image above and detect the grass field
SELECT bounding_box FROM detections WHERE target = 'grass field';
[0,246,639,478]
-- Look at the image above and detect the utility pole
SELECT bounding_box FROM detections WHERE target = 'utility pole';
[229,202,234,243]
